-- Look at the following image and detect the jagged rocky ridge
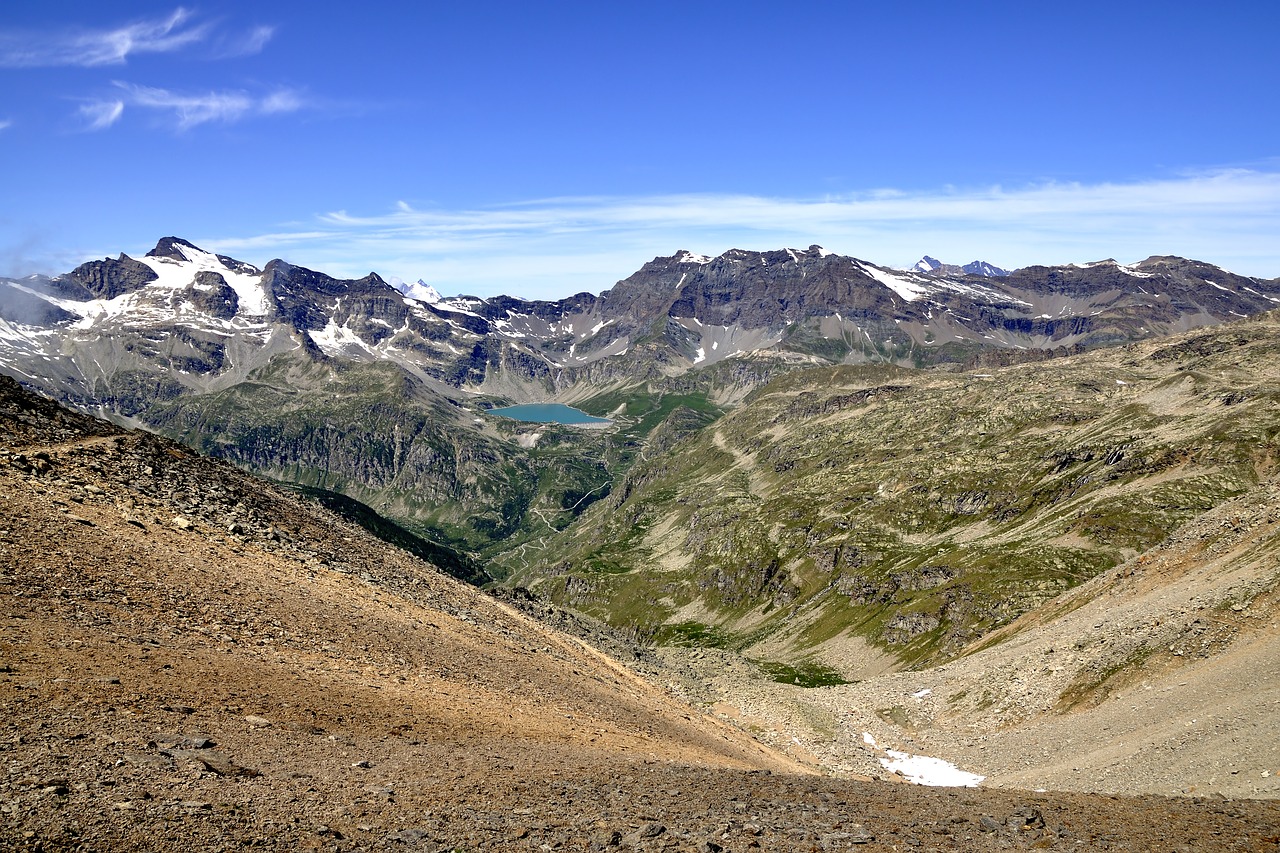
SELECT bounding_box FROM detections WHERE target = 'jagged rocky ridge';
[3,238,1278,396]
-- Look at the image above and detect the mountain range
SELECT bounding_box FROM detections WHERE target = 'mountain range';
[5,238,1277,399]
[2,236,1278,563]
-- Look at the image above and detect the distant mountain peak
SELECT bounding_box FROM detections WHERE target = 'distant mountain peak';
[391,277,443,303]
[962,260,1010,277]
[910,255,1010,277]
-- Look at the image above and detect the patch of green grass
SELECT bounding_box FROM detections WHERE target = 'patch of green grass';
[653,621,733,649]
[758,660,850,688]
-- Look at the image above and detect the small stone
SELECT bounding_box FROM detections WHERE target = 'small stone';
[152,734,214,750]
[389,827,431,843]
[172,516,192,530]
[244,715,272,727]
[164,748,260,777]
[351,760,372,769]
[846,825,875,845]
[979,815,1002,833]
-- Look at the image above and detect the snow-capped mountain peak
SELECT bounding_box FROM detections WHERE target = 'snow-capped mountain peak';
[909,256,1010,278]
[390,277,443,304]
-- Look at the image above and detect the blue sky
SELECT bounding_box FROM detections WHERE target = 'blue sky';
[2,2,1278,299]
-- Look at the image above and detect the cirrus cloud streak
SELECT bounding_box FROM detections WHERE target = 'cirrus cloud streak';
[80,82,306,131]
[0,8,271,68]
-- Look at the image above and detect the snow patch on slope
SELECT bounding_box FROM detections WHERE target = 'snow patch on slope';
[857,263,929,301]
[141,242,271,316]
[861,732,984,787]
[308,318,371,357]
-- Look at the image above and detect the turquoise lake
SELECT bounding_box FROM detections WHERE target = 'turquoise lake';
[488,403,611,424]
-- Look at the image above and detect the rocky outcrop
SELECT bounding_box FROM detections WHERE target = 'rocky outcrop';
[262,260,394,331]
[67,253,158,299]
[187,271,239,319]
[147,235,204,261]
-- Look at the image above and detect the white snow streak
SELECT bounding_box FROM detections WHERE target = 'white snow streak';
[856,262,928,301]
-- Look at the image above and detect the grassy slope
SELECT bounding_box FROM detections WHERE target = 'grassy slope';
[141,357,617,564]
[495,312,1280,672]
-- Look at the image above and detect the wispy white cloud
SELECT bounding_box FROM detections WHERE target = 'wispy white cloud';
[0,8,204,68]
[206,169,1280,299]
[259,89,303,115]
[78,99,124,131]
[0,118,12,132]
[79,82,305,131]
[0,8,273,68]
[212,25,276,59]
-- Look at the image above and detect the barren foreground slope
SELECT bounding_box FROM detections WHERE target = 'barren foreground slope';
[2,375,1278,851]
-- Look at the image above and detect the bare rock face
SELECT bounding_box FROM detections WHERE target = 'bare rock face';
[187,271,239,320]
[146,235,204,261]
[68,253,158,299]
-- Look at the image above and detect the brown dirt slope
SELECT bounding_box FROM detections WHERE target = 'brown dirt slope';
[2,373,1279,851]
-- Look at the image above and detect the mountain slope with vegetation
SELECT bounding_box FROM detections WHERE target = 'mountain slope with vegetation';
[497,311,1280,676]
